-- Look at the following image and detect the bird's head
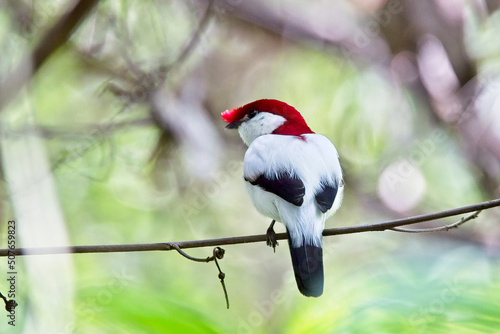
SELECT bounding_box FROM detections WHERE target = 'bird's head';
[221,99,313,146]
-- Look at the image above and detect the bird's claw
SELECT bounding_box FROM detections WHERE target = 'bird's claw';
[266,220,279,252]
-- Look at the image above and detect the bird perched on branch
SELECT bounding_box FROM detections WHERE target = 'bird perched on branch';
[222,99,344,297]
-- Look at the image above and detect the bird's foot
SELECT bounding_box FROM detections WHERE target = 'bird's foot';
[266,220,279,252]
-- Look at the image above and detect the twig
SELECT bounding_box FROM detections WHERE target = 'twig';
[0,198,499,257]
[169,243,217,263]
[0,0,101,111]
[322,198,500,237]
[210,0,390,65]
[169,245,229,308]
[212,247,229,309]
[164,0,215,72]
[391,210,482,233]
[0,117,154,139]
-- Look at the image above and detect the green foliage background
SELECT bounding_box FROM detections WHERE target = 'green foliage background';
[1,1,499,333]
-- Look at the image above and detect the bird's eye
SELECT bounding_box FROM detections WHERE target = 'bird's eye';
[247,110,258,119]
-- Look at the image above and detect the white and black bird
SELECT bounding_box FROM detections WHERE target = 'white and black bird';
[222,99,344,297]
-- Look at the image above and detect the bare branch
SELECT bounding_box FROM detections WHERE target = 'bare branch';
[31,0,100,72]
[1,117,154,139]
[1,198,499,257]
[169,245,229,308]
[390,210,481,233]
[0,0,100,111]
[211,0,390,65]
[164,0,215,72]
[169,243,219,263]
[322,199,499,236]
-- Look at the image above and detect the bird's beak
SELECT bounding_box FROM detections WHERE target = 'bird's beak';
[225,121,242,129]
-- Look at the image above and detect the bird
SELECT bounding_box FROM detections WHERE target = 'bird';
[221,99,344,297]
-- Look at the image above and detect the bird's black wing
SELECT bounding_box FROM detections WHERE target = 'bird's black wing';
[315,180,338,213]
[246,172,305,206]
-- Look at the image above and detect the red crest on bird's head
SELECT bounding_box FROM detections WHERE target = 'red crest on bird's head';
[221,99,314,136]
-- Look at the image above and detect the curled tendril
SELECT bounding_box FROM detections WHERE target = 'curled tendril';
[168,244,229,309]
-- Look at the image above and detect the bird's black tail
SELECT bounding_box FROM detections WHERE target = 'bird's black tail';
[287,231,324,297]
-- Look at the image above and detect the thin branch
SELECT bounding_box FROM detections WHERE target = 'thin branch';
[212,247,229,309]
[210,0,390,65]
[322,199,499,236]
[164,0,215,72]
[0,0,100,111]
[169,243,218,263]
[391,210,482,233]
[1,198,499,257]
[31,0,100,72]
[1,117,154,139]
[170,245,229,308]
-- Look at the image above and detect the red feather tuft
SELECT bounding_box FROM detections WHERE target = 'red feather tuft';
[220,108,242,123]
[221,99,314,136]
